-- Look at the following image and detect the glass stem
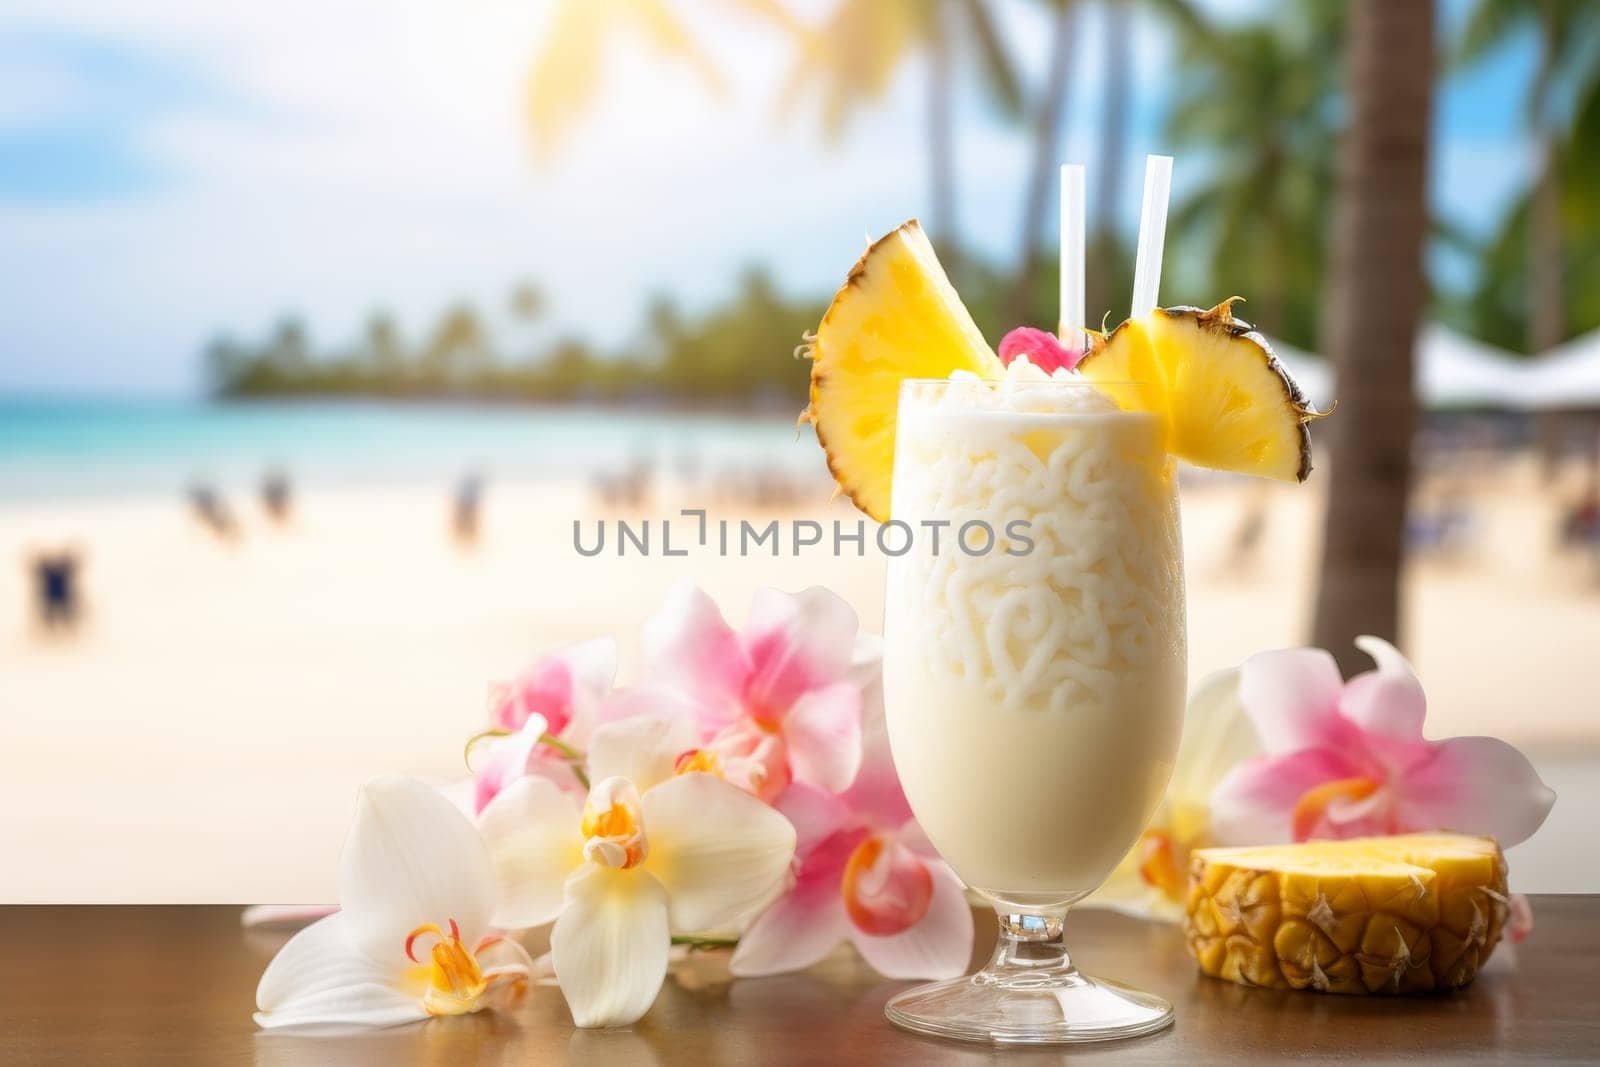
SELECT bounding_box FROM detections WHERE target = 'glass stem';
[990,908,1074,974]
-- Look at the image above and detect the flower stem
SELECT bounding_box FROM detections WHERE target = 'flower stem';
[461,728,589,789]
[462,728,512,769]
[540,734,590,788]
[671,935,739,951]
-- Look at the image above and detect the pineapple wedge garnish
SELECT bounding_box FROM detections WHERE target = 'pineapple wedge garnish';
[1079,299,1319,481]
[802,220,1003,522]
[1184,833,1510,994]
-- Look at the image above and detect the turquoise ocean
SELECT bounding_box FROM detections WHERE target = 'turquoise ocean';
[0,397,821,502]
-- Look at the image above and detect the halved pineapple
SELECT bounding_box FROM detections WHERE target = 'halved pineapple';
[803,220,1003,522]
[1079,299,1319,481]
[1185,833,1509,994]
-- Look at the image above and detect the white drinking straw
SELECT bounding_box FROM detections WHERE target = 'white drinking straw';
[1058,163,1086,349]
[1129,154,1173,319]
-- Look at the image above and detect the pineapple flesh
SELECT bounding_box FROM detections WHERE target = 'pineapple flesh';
[1184,834,1510,995]
[803,220,1003,522]
[1080,299,1318,482]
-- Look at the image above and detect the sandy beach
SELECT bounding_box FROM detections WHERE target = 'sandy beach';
[3,466,1596,901]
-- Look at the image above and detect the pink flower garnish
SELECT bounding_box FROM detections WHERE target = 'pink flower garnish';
[729,673,973,980]
[998,326,1081,374]
[1210,636,1556,848]
[639,582,864,796]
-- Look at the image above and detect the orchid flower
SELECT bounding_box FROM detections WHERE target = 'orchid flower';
[469,637,616,812]
[477,714,796,1027]
[730,652,974,980]
[640,582,865,801]
[255,775,532,1030]
[1087,667,1259,921]
[1210,636,1556,847]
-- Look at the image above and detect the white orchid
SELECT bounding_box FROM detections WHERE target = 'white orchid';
[478,715,797,1027]
[255,774,533,1030]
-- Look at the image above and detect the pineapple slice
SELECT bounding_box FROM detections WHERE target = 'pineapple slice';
[1079,299,1319,482]
[1184,833,1510,994]
[803,220,1003,522]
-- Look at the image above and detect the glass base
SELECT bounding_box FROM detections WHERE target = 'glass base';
[884,910,1173,1045]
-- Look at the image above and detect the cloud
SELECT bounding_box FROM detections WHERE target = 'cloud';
[0,0,1538,394]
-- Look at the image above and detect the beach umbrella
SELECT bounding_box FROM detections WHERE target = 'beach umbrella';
[1416,325,1527,409]
[1263,325,1528,411]
[1519,329,1600,411]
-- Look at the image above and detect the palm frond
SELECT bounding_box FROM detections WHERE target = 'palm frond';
[956,0,1024,121]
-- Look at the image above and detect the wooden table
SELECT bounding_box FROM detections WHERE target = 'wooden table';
[2,898,1595,1064]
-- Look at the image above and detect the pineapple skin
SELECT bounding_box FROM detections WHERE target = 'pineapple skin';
[1183,835,1510,995]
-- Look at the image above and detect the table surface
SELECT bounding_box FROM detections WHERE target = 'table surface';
[2,898,1596,1065]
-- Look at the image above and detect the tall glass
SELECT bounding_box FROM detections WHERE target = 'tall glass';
[882,377,1186,1044]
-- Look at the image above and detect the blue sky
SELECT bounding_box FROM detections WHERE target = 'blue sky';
[0,0,1538,395]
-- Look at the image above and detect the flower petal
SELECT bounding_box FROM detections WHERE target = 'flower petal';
[1237,647,1345,753]
[640,773,797,933]
[255,913,425,1030]
[641,581,750,729]
[848,858,973,980]
[1339,635,1427,741]
[1167,667,1259,808]
[775,783,853,860]
[471,714,548,815]
[836,672,912,828]
[550,864,670,1028]
[587,714,698,794]
[477,775,586,929]
[742,586,859,716]
[727,851,852,977]
[848,631,885,696]
[1209,748,1364,845]
[493,637,617,735]
[1399,736,1556,848]
[338,774,494,965]
[241,904,338,929]
[782,682,863,794]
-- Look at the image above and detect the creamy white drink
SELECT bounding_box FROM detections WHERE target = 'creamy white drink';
[883,365,1186,907]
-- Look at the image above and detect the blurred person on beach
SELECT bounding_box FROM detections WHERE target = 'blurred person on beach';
[453,472,484,548]
[27,547,83,635]
[187,484,239,541]
[1561,473,1600,583]
[261,469,293,525]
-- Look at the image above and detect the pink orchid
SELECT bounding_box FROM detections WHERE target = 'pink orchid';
[729,650,974,980]
[470,637,616,813]
[641,582,865,800]
[1210,636,1556,847]
[998,326,1081,374]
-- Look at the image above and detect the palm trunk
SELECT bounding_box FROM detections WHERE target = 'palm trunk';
[1009,0,1078,326]
[1088,0,1131,325]
[928,0,958,268]
[1309,0,1434,671]
[1528,13,1565,354]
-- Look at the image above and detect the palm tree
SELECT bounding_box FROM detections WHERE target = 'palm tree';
[1008,0,1080,325]
[1084,0,1206,327]
[363,313,405,374]
[525,0,727,163]
[422,304,494,389]
[1459,0,1599,353]
[1310,0,1435,671]
[773,0,1022,264]
[510,284,546,321]
[1164,5,1341,345]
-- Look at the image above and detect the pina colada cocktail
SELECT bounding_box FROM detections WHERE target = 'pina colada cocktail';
[884,370,1185,907]
[801,182,1317,1042]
